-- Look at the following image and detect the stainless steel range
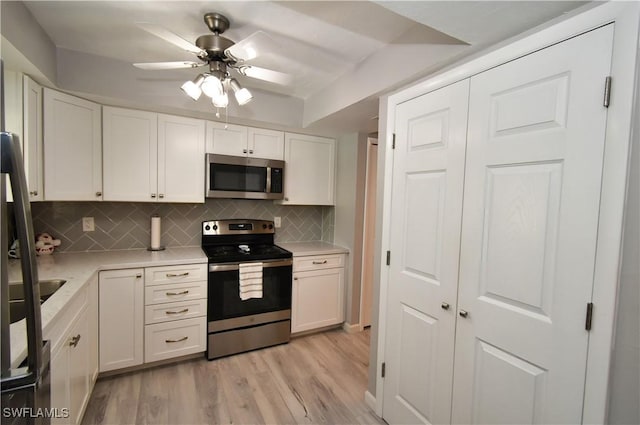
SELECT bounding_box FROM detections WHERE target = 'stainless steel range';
[202,219,292,359]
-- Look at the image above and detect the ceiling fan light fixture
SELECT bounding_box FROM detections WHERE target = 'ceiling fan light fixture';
[212,91,229,108]
[229,78,253,105]
[201,75,223,98]
[181,74,205,100]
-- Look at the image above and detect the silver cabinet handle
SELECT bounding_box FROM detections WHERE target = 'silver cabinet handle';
[136,274,142,279]
[29,190,38,196]
[249,150,254,154]
[294,277,298,281]
[459,310,469,318]
[165,336,188,343]
[69,334,81,348]
[243,149,248,154]
[166,272,189,278]
[95,191,102,197]
[151,193,156,198]
[166,308,189,315]
[159,194,164,199]
[166,290,189,296]
[441,302,450,310]
[312,260,328,265]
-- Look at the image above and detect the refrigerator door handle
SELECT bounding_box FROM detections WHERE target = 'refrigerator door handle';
[0,132,43,383]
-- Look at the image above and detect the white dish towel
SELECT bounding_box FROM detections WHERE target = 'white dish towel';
[239,262,263,300]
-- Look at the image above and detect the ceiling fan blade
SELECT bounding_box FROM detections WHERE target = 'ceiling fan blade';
[237,66,293,85]
[225,31,276,62]
[137,22,204,55]
[133,61,203,70]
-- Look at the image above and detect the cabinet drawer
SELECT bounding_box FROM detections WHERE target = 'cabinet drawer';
[144,281,207,305]
[144,317,206,363]
[144,299,207,325]
[144,264,207,286]
[293,254,345,272]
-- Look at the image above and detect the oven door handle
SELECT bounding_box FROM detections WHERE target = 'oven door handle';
[209,258,292,272]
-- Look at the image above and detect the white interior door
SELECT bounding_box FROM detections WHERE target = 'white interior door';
[383,79,469,424]
[452,25,614,424]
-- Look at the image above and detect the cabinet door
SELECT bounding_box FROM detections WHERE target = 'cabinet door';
[206,121,248,156]
[103,107,158,202]
[248,127,284,160]
[282,133,335,205]
[50,341,70,425]
[68,308,90,425]
[99,269,144,372]
[87,276,99,384]
[43,88,102,201]
[23,75,44,201]
[291,267,344,333]
[158,114,205,203]
[452,26,614,424]
[382,79,469,425]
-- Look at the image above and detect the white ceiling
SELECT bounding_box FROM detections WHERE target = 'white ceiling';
[7,1,589,133]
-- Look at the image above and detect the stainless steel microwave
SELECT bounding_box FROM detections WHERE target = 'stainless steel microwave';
[205,154,285,200]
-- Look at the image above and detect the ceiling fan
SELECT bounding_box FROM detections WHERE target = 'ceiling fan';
[133,12,292,108]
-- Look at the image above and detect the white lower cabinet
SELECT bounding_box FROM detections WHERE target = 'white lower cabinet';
[98,263,207,373]
[48,278,98,425]
[99,269,144,372]
[291,254,345,334]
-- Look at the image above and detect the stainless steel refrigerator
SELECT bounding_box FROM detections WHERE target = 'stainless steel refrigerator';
[1,63,51,423]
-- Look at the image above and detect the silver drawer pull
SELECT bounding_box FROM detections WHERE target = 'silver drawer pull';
[69,334,81,348]
[166,308,189,315]
[166,272,189,277]
[165,336,188,343]
[312,260,328,265]
[166,290,189,296]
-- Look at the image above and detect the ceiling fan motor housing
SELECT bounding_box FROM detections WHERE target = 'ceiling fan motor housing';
[196,34,235,61]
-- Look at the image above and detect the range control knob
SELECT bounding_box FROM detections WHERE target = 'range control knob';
[212,225,218,231]
[263,224,267,229]
[204,224,211,231]
[268,224,274,229]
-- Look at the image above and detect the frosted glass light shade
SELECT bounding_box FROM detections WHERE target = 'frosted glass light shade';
[234,88,253,105]
[212,92,229,108]
[201,76,223,98]
[181,80,202,100]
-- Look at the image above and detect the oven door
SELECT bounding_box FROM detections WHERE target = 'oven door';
[207,259,292,322]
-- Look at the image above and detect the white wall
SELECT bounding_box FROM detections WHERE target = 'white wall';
[334,132,368,326]
[607,63,640,425]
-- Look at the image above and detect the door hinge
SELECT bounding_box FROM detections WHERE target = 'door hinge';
[386,250,391,266]
[603,76,612,108]
[585,302,594,331]
[392,133,396,149]
[381,362,386,378]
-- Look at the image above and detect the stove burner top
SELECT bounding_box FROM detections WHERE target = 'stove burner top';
[202,243,291,263]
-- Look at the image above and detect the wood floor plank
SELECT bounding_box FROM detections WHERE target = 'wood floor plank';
[82,329,384,425]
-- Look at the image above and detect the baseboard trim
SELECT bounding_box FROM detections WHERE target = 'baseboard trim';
[342,322,362,333]
[364,390,376,412]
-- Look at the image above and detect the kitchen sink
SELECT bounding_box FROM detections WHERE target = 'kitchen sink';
[8,279,67,324]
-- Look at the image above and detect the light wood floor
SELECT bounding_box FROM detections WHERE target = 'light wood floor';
[82,329,384,425]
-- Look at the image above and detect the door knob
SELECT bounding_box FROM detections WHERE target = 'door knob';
[441,302,450,310]
[459,310,469,318]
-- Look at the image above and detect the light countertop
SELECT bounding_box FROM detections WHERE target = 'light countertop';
[278,241,349,256]
[8,247,207,367]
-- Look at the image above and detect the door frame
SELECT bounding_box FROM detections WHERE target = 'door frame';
[372,2,640,423]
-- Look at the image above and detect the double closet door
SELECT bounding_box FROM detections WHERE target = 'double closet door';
[383,25,614,424]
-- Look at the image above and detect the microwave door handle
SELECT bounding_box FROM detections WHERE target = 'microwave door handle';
[266,167,272,193]
[1,132,43,381]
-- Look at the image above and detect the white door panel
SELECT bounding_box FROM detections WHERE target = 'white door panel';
[383,79,469,424]
[453,24,614,424]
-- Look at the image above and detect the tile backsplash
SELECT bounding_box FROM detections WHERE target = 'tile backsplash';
[31,200,334,252]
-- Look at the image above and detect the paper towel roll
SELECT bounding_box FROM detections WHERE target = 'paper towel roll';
[150,215,162,250]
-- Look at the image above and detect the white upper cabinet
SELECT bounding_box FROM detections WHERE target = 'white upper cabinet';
[157,114,205,203]
[23,76,44,201]
[206,121,284,160]
[102,107,205,203]
[247,127,285,160]
[281,133,336,205]
[103,107,158,202]
[43,88,102,201]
